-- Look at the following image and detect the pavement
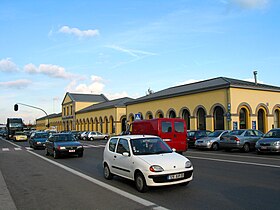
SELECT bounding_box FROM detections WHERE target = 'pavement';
[0,169,17,210]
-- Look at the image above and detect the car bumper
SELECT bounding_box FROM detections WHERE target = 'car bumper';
[145,168,193,187]
[56,148,84,156]
[256,145,280,153]
[195,142,212,149]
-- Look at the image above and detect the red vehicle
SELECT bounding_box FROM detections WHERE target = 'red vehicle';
[130,118,187,153]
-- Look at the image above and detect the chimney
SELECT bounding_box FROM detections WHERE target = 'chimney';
[253,71,258,85]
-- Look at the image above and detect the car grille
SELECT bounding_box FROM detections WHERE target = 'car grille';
[260,143,271,146]
[66,146,78,150]
[148,170,193,183]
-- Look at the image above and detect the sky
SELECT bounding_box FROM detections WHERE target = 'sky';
[1,0,280,125]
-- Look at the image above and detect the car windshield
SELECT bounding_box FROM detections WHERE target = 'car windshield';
[208,131,223,137]
[130,137,172,155]
[35,133,48,138]
[264,130,280,138]
[54,134,75,142]
[229,130,244,135]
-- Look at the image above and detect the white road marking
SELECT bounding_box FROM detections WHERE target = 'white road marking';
[14,148,22,151]
[27,150,168,210]
[188,155,280,168]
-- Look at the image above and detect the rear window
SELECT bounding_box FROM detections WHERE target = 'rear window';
[188,131,195,137]
[174,122,184,132]
[162,122,172,133]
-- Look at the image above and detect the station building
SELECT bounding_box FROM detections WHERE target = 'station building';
[36,77,280,134]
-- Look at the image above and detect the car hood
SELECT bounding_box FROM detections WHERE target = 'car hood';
[54,141,82,147]
[257,138,280,143]
[33,138,48,142]
[198,137,219,142]
[138,153,189,170]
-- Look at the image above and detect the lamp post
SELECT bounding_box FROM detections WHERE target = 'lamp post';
[14,103,49,128]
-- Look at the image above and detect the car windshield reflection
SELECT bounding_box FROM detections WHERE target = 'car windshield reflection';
[130,137,172,155]
[54,134,75,142]
[264,130,280,138]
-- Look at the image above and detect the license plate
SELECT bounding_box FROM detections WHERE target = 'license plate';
[69,150,75,152]
[168,173,184,180]
[261,146,267,149]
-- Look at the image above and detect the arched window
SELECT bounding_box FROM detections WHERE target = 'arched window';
[197,108,206,130]
[169,110,176,118]
[182,109,190,130]
[239,108,248,129]
[214,106,224,130]
[257,109,265,133]
[274,109,280,128]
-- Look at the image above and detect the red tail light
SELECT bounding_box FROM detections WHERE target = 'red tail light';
[193,137,197,141]
[234,137,240,142]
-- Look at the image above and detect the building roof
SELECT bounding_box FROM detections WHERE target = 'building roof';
[77,97,133,114]
[36,113,62,121]
[62,92,109,104]
[125,77,280,105]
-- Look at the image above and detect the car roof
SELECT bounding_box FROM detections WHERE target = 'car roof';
[111,135,159,140]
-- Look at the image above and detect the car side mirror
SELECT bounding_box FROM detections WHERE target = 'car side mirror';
[122,152,130,157]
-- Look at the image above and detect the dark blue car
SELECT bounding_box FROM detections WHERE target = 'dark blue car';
[29,131,49,149]
[45,133,84,159]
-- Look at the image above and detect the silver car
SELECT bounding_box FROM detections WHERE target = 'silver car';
[195,130,230,151]
[255,128,280,154]
[220,129,264,152]
[87,131,108,140]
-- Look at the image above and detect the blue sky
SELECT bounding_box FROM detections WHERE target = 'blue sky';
[0,0,279,124]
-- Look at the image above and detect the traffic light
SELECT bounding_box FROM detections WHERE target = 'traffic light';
[14,104,18,111]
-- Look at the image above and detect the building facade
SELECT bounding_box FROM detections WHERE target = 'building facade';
[36,77,280,134]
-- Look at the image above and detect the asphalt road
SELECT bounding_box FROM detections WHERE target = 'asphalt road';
[0,137,280,210]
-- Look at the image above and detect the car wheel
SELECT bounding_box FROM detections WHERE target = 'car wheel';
[135,172,148,193]
[53,150,59,159]
[104,164,113,180]
[90,137,94,141]
[242,143,250,153]
[78,152,83,157]
[211,143,219,151]
[104,136,108,140]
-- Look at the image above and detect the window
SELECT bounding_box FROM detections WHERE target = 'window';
[116,138,129,154]
[162,121,172,133]
[174,122,184,132]
[109,138,118,152]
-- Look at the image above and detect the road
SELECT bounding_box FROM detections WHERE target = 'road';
[0,137,280,210]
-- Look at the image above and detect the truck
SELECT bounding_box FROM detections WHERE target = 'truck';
[130,118,187,153]
[6,118,24,139]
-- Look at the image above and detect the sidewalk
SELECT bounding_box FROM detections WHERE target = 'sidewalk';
[0,169,17,210]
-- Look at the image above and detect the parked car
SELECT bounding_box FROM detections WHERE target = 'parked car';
[103,135,193,192]
[195,130,230,151]
[12,131,28,141]
[187,130,211,147]
[80,131,89,140]
[29,131,49,149]
[45,133,84,158]
[220,129,264,152]
[87,131,109,140]
[255,128,280,154]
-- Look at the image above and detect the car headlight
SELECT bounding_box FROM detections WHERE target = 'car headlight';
[36,142,42,144]
[149,165,164,172]
[273,141,280,146]
[58,146,66,150]
[77,146,83,149]
[185,160,192,168]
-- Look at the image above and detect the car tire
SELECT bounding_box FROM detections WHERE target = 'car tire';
[135,172,148,193]
[242,143,250,153]
[104,136,108,140]
[211,143,219,151]
[90,137,94,141]
[53,150,59,159]
[104,164,113,180]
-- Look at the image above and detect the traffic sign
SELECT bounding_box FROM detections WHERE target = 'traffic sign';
[135,113,141,120]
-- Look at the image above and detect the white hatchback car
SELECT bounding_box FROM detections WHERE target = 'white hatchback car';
[103,135,193,192]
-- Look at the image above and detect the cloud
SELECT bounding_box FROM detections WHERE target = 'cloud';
[224,0,269,9]
[59,26,99,38]
[0,79,32,89]
[24,63,75,79]
[0,58,19,72]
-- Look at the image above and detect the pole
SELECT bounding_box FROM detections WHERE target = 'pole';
[15,103,49,128]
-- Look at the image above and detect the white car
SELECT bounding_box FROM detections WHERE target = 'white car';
[87,131,108,140]
[103,135,193,192]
